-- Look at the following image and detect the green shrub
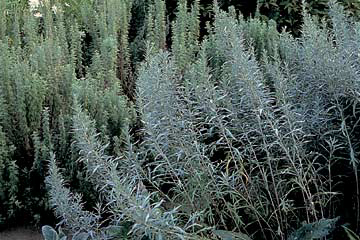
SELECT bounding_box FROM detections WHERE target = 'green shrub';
[0,0,135,227]
[258,0,360,35]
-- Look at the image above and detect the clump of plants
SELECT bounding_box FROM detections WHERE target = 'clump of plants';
[1,0,360,239]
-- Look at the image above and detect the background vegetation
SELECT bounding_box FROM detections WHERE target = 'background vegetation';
[1,0,360,239]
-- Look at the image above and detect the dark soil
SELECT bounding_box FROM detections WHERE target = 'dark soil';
[0,227,42,240]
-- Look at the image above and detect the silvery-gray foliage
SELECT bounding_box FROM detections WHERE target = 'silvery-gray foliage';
[47,99,190,239]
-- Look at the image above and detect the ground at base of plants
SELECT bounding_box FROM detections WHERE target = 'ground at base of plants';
[0,227,42,240]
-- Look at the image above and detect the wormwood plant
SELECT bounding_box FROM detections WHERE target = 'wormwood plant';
[134,1,359,239]
[46,100,196,239]
[274,2,360,230]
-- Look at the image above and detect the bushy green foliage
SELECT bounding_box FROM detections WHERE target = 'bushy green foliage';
[171,0,200,71]
[258,0,360,35]
[146,0,166,53]
[0,126,18,225]
[0,0,134,227]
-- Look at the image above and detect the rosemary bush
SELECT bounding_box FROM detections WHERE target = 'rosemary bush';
[0,0,134,227]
